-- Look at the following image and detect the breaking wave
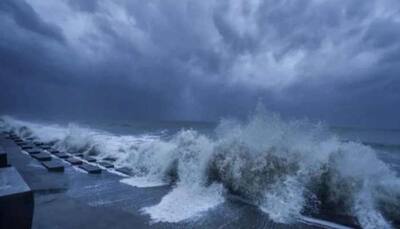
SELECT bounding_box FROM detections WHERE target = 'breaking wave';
[1,107,400,228]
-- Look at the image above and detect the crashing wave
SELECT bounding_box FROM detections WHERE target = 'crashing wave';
[1,108,399,228]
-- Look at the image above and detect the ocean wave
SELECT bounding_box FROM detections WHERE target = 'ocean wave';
[1,108,399,228]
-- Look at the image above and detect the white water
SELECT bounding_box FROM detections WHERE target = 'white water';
[120,177,167,188]
[143,184,224,223]
[1,108,399,228]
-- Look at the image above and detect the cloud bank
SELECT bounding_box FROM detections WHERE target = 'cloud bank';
[1,0,400,127]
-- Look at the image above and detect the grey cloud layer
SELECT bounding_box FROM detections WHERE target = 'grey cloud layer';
[1,0,400,127]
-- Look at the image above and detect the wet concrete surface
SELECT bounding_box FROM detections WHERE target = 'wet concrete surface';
[0,135,327,229]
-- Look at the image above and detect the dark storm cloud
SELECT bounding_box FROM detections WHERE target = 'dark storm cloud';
[67,0,98,12]
[1,0,400,127]
[0,0,64,42]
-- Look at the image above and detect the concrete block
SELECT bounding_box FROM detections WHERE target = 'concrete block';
[65,158,83,165]
[103,156,117,162]
[21,145,35,150]
[71,153,84,158]
[17,142,28,146]
[79,164,102,174]
[84,157,97,163]
[0,167,34,229]
[34,142,45,146]
[54,152,70,159]
[25,148,42,155]
[31,152,52,161]
[49,150,60,154]
[41,160,64,172]
[41,145,52,150]
[0,149,7,168]
[98,161,114,168]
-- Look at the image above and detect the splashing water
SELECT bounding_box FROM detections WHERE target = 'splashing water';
[1,109,399,228]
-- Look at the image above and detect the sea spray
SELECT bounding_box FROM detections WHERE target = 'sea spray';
[1,110,400,228]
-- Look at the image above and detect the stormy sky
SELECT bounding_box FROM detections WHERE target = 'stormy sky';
[1,0,400,128]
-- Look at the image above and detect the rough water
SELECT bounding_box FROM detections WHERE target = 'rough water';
[1,109,400,229]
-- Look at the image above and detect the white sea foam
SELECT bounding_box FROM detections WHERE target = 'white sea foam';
[1,107,400,227]
[142,184,224,223]
[120,177,167,188]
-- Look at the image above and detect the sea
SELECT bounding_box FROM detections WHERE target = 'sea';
[1,109,399,229]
